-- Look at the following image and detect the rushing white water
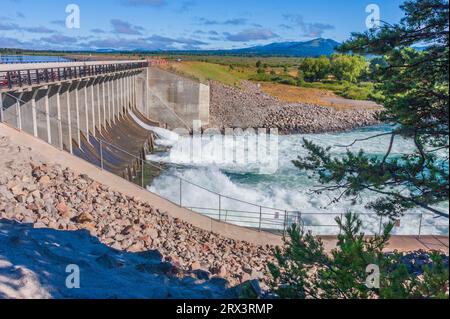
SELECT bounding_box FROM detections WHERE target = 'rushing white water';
[144,124,448,235]
[129,111,179,146]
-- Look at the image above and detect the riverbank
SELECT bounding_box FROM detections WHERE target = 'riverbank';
[209,81,381,133]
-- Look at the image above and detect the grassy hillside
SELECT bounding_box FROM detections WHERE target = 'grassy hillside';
[162,59,381,104]
[165,55,304,67]
[166,61,253,86]
[164,60,304,86]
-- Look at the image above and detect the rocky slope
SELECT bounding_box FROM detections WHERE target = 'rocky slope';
[0,219,239,299]
[0,135,274,295]
[209,81,380,133]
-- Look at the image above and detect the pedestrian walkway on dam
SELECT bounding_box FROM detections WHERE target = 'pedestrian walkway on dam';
[0,60,148,91]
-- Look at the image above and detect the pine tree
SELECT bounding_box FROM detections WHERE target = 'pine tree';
[269,214,449,299]
[294,0,449,219]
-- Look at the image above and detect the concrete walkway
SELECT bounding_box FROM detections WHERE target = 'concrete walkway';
[0,123,448,253]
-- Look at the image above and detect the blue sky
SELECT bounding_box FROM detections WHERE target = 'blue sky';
[0,0,406,51]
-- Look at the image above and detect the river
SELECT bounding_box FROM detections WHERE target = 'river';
[142,122,448,236]
[0,55,72,64]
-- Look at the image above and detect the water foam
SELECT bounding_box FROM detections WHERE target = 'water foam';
[146,124,449,235]
[129,111,179,146]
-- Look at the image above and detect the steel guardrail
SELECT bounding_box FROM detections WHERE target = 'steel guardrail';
[0,61,148,90]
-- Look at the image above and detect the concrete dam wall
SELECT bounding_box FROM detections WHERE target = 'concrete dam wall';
[0,61,211,182]
[145,67,210,130]
[1,65,147,152]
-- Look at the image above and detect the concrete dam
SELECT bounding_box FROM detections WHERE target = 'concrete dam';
[1,60,448,251]
[0,59,286,246]
[0,60,210,183]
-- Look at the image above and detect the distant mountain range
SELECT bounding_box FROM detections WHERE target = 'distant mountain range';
[224,38,341,57]
[94,38,342,57]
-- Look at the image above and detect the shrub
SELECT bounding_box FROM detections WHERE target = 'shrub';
[269,213,449,299]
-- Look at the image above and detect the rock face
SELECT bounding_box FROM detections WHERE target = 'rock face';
[209,81,279,129]
[398,251,449,275]
[209,81,380,133]
[0,219,241,299]
[0,136,275,290]
[263,104,379,134]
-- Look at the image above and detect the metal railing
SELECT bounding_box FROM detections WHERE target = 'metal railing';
[0,61,148,90]
[1,92,449,237]
[68,134,450,236]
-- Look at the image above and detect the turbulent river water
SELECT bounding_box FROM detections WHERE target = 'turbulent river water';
[144,123,448,236]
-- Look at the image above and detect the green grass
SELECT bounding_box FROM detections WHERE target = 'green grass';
[165,55,305,68]
[300,81,382,101]
[164,59,381,102]
[168,61,253,86]
[249,72,379,101]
